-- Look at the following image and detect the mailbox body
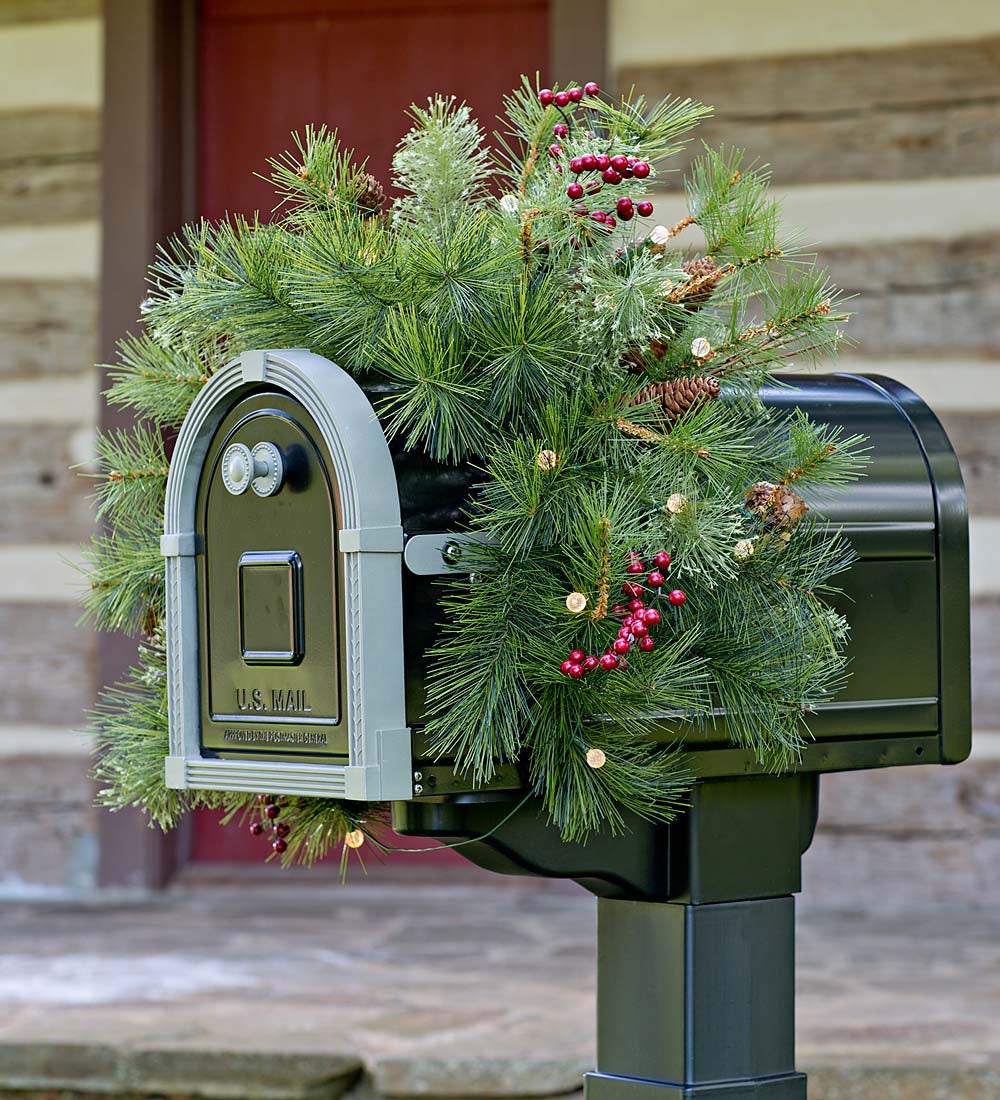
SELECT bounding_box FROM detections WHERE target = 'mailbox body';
[163,350,970,802]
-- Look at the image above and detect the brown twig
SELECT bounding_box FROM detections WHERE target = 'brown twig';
[108,467,169,482]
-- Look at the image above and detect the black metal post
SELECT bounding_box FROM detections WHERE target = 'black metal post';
[395,773,819,1097]
[584,776,814,1097]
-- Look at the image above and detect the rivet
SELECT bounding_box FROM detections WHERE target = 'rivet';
[413,783,424,795]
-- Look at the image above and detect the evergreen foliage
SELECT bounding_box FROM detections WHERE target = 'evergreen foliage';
[81,80,868,859]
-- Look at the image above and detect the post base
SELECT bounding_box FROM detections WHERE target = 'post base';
[585,1070,807,1099]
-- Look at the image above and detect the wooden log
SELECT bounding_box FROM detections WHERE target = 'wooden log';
[0,278,97,379]
[0,1,99,25]
[0,603,96,724]
[619,37,1000,183]
[0,424,94,544]
[820,233,1000,357]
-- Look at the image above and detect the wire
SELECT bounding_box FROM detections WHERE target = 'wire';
[373,791,534,854]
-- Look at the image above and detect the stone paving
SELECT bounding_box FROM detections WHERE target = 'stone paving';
[0,869,998,1099]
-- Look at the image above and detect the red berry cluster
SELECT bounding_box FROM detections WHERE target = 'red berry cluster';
[537,83,654,228]
[249,794,290,854]
[559,550,686,679]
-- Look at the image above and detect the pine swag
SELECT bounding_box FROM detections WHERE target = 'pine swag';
[83,79,868,862]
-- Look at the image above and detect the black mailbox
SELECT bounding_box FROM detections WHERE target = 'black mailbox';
[164,351,969,797]
[164,349,969,1100]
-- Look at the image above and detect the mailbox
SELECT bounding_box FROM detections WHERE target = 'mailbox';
[163,348,970,802]
[163,346,970,1100]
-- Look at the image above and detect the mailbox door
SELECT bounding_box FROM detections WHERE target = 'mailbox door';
[196,390,348,762]
[164,349,411,801]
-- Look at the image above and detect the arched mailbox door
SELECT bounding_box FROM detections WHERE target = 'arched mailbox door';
[163,349,413,801]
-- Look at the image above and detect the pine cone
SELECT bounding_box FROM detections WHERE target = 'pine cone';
[674,256,722,308]
[627,375,720,426]
[745,481,809,529]
[621,337,669,374]
[355,172,385,214]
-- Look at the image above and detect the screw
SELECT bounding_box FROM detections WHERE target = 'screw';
[413,771,423,781]
[414,783,424,795]
[442,542,463,565]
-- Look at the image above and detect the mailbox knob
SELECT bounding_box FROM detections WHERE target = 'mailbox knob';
[221,441,284,497]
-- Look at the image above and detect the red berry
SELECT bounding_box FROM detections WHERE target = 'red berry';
[567,182,584,200]
[275,822,290,838]
[616,196,634,214]
[668,589,687,606]
[613,638,631,655]
[570,157,584,173]
[602,167,623,184]
[599,653,619,670]
[568,663,585,679]
[606,216,617,228]
[633,161,650,178]
[548,143,562,158]
[637,200,654,217]
[584,81,600,96]
[568,87,584,102]
[272,838,287,854]
[628,549,642,560]
[621,166,634,179]
[632,622,648,639]
[560,659,575,676]
[250,821,264,836]
[618,626,632,639]
[264,804,280,819]
[623,615,634,627]
[612,604,628,616]
[580,153,598,171]
[618,205,634,221]
[570,649,586,663]
[585,180,603,194]
[610,155,629,172]
[629,599,645,612]
[645,608,661,626]
[584,655,600,671]
[572,204,587,215]
[639,636,655,652]
[539,89,555,106]
[553,123,569,137]
[554,91,571,107]
[596,154,611,170]
[590,210,607,223]
[647,571,665,587]
[622,582,643,598]
[626,560,645,574]
[653,551,671,568]
[258,794,273,805]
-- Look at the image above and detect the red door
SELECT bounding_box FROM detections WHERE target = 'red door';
[190,0,550,865]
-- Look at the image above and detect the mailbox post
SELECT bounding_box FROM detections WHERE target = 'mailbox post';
[164,348,970,1100]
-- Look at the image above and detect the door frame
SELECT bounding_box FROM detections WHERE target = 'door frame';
[98,0,607,887]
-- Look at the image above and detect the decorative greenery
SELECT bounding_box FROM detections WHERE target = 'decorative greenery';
[82,78,868,860]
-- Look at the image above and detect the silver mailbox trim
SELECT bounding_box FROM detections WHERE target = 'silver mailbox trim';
[162,348,412,801]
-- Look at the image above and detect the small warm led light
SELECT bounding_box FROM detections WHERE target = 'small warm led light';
[536,449,559,470]
[344,829,365,849]
[566,592,588,613]
[586,748,607,769]
[691,336,712,359]
[666,493,688,514]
